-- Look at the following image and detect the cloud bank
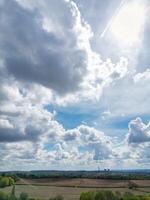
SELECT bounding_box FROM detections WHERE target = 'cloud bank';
[0,0,149,170]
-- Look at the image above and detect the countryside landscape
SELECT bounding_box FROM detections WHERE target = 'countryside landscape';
[1,170,150,200]
[0,0,150,199]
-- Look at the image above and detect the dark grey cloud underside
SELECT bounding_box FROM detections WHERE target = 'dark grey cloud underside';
[0,126,41,142]
[0,0,88,94]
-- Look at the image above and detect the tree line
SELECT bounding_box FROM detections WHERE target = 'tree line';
[2,171,150,180]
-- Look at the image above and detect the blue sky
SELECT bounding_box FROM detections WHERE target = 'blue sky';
[0,0,150,170]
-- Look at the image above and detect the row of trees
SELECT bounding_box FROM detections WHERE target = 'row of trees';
[2,171,150,180]
[80,190,150,200]
[0,177,15,188]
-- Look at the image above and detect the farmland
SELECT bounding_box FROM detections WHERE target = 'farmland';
[16,178,150,188]
[1,178,150,200]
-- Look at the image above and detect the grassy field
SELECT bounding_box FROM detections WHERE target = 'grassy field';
[1,178,150,200]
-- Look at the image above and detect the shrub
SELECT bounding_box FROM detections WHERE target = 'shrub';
[95,191,106,200]
[19,192,29,200]
[0,191,8,200]
[128,181,138,189]
[80,191,95,200]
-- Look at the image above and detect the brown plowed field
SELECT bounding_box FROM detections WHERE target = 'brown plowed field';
[16,178,150,188]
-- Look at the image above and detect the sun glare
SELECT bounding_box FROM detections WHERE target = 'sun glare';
[110,0,146,46]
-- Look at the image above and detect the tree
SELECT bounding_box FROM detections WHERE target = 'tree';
[0,176,15,188]
[0,177,9,187]
[9,177,15,186]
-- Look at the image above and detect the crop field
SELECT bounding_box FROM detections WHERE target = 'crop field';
[1,179,150,200]
[17,178,130,187]
[16,178,150,188]
[0,185,149,200]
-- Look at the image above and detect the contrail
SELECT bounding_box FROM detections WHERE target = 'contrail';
[100,0,127,38]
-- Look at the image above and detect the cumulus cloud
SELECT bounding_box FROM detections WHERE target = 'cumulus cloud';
[0,0,148,170]
[109,117,150,169]
[127,117,150,144]
[0,100,116,169]
[0,0,91,94]
[0,55,116,166]
[0,0,129,99]
[63,125,115,160]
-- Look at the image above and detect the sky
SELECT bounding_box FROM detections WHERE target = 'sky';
[0,0,150,171]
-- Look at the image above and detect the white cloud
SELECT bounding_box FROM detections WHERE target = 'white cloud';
[101,67,150,117]
[134,68,150,82]
[0,0,129,104]
[0,0,149,170]
[127,117,150,143]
